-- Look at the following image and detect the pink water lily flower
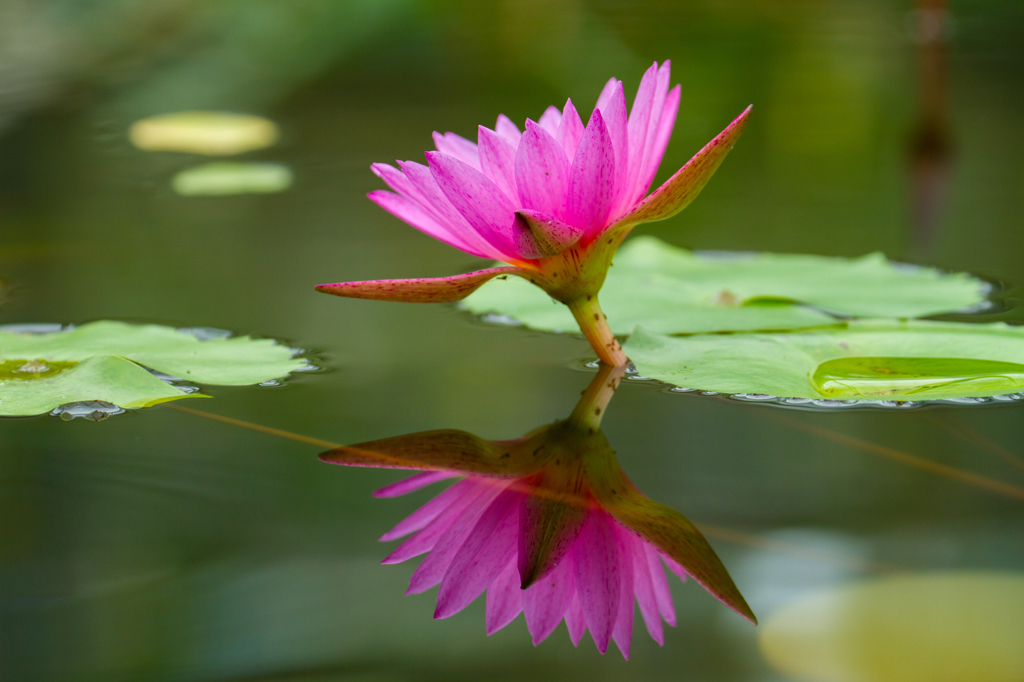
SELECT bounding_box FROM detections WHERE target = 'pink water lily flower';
[317,62,751,366]
[320,363,756,657]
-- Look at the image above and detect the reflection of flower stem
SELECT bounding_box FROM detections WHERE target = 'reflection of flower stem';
[566,295,627,367]
[567,360,625,431]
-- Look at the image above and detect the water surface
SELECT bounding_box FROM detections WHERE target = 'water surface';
[2,1,1023,680]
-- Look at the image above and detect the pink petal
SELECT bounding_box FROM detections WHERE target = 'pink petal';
[630,60,671,204]
[572,511,622,654]
[433,131,481,170]
[315,266,526,304]
[435,489,522,618]
[398,160,504,259]
[496,114,522,145]
[636,84,680,204]
[632,538,665,644]
[477,126,519,203]
[625,62,659,204]
[662,554,690,582]
[382,479,489,562]
[611,528,636,660]
[610,105,752,229]
[486,557,523,634]
[427,152,521,258]
[646,543,676,627]
[556,99,585,161]
[406,480,505,594]
[379,478,474,542]
[514,120,571,220]
[372,161,419,197]
[566,109,616,235]
[565,591,587,646]
[538,105,562,136]
[371,163,492,257]
[367,190,488,258]
[598,81,629,214]
[373,471,458,499]
[595,77,620,111]
[522,553,576,645]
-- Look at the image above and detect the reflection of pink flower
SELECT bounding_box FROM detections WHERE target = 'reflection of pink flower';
[373,473,690,658]
[317,62,751,366]
[321,364,755,658]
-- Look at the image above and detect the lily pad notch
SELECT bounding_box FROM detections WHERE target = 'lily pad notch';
[0,321,311,417]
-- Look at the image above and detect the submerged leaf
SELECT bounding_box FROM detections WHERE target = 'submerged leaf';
[0,321,307,416]
[624,320,1024,401]
[172,162,293,196]
[461,237,987,335]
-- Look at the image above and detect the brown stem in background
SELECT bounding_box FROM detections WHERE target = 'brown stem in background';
[907,0,954,253]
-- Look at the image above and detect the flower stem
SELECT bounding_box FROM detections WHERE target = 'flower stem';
[568,361,627,431]
[567,295,627,367]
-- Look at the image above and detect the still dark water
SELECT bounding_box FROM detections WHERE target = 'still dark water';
[2,1,1023,680]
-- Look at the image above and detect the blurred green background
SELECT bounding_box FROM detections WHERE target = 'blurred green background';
[1,1,1023,680]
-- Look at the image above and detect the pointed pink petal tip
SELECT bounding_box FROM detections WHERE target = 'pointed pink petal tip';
[612,104,752,229]
[373,471,456,498]
[315,266,527,304]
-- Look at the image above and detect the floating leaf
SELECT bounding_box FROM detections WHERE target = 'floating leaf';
[624,320,1024,401]
[0,321,307,416]
[461,237,987,335]
[129,111,279,155]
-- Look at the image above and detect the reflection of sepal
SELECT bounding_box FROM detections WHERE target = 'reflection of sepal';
[517,461,589,587]
[591,462,758,624]
[320,427,553,477]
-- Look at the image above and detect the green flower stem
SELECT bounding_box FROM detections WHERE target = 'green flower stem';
[568,361,627,432]
[567,295,627,367]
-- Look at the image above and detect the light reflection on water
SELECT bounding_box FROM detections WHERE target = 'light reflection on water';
[1,0,1024,680]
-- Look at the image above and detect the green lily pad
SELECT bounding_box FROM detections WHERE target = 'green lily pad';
[624,320,1024,401]
[461,237,987,335]
[0,321,308,416]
